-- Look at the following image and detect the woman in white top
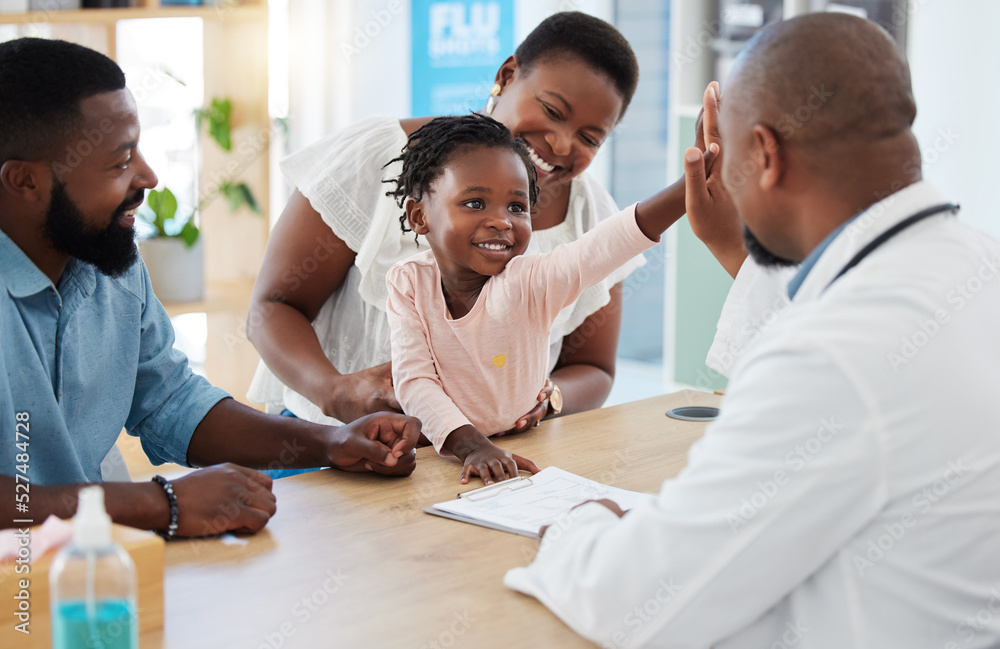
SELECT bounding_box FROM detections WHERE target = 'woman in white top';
[246,12,695,435]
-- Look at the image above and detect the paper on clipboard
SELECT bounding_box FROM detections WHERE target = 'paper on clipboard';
[424,467,651,538]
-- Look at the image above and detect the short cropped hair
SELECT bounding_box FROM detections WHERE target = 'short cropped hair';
[515,12,639,118]
[0,38,126,164]
[384,113,540,239]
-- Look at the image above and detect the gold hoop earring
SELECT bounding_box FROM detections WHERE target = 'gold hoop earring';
[485,83,501,115]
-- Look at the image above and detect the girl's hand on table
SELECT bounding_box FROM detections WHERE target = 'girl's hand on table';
[461,442,540,485]
[444,425,541,485]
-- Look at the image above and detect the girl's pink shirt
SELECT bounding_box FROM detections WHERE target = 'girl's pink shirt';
[387,204,654,454]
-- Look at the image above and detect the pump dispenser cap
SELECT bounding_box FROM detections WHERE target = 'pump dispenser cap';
[74,486,112,550]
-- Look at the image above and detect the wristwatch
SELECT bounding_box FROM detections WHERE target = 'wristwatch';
[547,380,563,416]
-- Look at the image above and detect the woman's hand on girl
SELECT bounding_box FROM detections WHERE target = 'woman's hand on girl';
[499,380,554,436]
[323,361,402,423]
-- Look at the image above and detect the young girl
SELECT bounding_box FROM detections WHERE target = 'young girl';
[385,114,689,485]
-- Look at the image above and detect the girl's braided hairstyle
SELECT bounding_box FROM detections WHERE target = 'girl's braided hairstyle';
[384,113,539,242]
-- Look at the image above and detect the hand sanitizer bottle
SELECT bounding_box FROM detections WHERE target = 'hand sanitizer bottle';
[50,486,138,649]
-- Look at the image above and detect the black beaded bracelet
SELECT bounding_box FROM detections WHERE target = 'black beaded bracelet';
[151,475,179,541]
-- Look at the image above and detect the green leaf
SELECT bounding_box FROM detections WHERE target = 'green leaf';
[198,97,233,151]
[220,181,261,215]
[237,183,261,214]
[162,68,187,87]
[145,187,178,237]
[178,220,200,248]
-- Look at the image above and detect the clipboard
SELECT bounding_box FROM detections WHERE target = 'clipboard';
[423,467,650,538]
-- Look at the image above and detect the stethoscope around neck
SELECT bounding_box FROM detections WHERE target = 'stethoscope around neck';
[823,202,960,292]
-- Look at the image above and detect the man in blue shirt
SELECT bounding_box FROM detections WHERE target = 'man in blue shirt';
[0,38,420,537]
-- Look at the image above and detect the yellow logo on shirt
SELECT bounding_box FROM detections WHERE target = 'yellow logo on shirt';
[492,354,506,368]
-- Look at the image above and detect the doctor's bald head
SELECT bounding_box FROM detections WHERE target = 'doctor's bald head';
[719,13,924,264]
[729,13,914,147]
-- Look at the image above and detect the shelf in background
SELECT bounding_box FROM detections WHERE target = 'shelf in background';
[0,1,265,26]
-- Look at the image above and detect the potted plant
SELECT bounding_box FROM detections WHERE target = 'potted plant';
[195,97,261,215]
[138,187,204,303]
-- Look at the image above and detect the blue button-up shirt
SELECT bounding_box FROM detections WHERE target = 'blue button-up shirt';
[0,230,229,485]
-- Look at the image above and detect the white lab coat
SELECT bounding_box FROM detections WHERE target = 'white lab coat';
[705,258,796,378]
[505,181,1000,649]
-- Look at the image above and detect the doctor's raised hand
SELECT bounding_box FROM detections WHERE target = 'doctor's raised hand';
[685,81,746,279]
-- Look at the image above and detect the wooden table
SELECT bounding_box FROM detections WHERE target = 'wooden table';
[141,390,720,648]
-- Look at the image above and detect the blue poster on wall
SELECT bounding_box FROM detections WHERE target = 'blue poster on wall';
[411,0,515,117]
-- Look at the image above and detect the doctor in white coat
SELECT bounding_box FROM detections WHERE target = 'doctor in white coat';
[505,13,1000,649]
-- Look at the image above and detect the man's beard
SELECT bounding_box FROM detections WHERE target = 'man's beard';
[43,181,142,278]
[741,224,797,269]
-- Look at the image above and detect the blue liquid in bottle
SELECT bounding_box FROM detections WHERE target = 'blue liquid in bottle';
[53,598,137,649]
[50,488,139,649]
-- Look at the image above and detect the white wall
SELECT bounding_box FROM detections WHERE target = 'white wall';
[285,0,356,152]
[328,0,613,126]
[908,0,1000,239]
[349,0,412,122]
[328,0,614,184]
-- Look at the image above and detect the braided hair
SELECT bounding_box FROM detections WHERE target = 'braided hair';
[384,113,539,242]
